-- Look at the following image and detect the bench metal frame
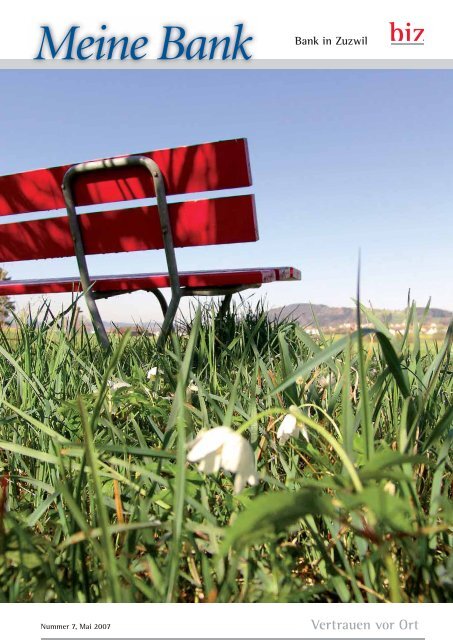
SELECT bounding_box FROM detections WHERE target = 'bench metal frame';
[61,155,258,350]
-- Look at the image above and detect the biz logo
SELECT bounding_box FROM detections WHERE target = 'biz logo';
[390,22,425,45]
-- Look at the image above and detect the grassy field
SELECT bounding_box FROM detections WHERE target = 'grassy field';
[0,299,452,603]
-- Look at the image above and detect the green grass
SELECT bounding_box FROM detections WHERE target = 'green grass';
[0,297,451,603]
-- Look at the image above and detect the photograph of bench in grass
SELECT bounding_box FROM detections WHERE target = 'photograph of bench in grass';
[0,138,300,349]
[0,70,451,605]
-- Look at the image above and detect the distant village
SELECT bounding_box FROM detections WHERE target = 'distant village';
[269,303,451,339]
[304,320,446,338]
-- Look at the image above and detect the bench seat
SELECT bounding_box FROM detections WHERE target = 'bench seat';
[0,267,301,297]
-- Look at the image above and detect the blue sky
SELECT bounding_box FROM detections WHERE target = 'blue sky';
[0,70,452,322]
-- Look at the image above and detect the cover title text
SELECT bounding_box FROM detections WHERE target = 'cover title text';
[34,24,254,61]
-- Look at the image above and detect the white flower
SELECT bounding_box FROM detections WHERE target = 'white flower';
[108,380,131,391]
[384,481,396,496]
[187,426,258,493]
[277,414,309,445]
[187,380,199,392]
[147,367,159,380]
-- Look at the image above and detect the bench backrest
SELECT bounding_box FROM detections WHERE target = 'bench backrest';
[0,138,257,262]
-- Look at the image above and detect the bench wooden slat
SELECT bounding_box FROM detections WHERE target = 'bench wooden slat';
[0,139,251,216]
[0,195,257,262]
[0,268,296,296]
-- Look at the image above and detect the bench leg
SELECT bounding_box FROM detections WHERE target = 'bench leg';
[150,289,168,316]
[219,293,233,317]
[85,291,111,351]
[62,155,182,356]
[156,295,180,350]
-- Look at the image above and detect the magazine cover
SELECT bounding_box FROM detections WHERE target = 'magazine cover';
[1,1,451,638]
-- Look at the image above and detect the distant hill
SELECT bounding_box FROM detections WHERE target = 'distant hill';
[268,303,451,335]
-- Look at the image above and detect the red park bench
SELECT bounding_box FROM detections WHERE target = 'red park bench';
[0,138,300,349]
